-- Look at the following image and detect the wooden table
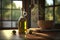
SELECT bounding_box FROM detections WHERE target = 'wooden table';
[25,29,60,40]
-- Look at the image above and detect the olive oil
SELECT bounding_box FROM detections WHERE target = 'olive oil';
[18,16,27,34]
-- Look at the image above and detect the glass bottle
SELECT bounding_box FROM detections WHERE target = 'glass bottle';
[18,12,27,34]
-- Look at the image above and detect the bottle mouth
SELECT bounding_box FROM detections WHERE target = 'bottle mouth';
[23,11,27,17]
[22,9,27,17]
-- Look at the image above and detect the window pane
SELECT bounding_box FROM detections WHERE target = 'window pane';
[12,21,17,27]
[55,6,60,23]
[45,7,53,20]
[55,0,60,5]
[12,1,22,9]
[3,21,11,27]
[0,0,1,28]
[0,21,2,27]
[12,10,22,20]
[0,10,1,20]
[0,0,1,8]
[45,0,53,6]
[0,14,1,20]
[2,0,11,9]
[2,10,11,20]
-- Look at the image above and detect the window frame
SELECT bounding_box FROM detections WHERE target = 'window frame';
[45,0,60,23]
[0,0,22,29]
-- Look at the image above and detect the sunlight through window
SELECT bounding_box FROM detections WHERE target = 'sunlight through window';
[13,1,22,9]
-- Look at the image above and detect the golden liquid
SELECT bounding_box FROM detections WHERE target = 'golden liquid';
[18,18,27,34]
[24,21,27,33]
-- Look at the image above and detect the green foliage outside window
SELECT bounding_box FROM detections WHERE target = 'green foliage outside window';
[45,7,53,20]
[55,6,60,23]
[45,0,60,23]
[1,0,22,20]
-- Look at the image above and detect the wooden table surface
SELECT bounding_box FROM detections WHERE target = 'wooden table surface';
[0,29,60,40]
[0,29,25,40]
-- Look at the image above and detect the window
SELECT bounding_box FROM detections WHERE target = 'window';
[55,6,60,23]
[12,10,21,20]
[0,10,1,20]
[2,0,11,9]
[3,21,11,28]
[0,0,1,8]
[2,10,11,20]
[12,21,17,28]
[0,0,22,28]
[0,21,2,27]
[12,1,22,9]
[45,0,60,24]
[45,0,53,6]
[45,7,53,20]
[55,0,60,5]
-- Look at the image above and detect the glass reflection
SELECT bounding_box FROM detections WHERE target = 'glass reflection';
[45,0,53,6]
